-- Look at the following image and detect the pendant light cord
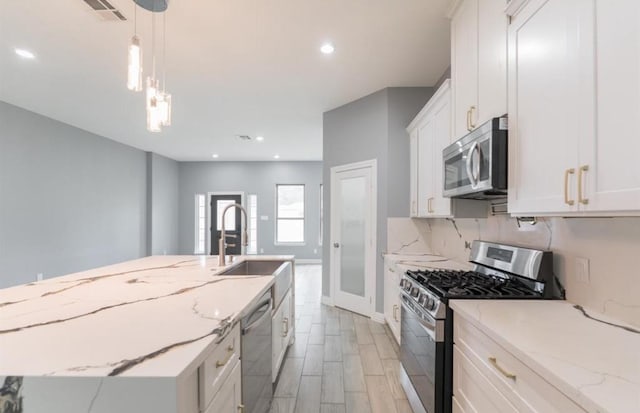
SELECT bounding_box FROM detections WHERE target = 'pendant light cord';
[133,4,137,35]
[151,7,156,79]
[162,12,166,92]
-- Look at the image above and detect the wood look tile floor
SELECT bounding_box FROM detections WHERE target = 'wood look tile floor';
[271,265,409,413]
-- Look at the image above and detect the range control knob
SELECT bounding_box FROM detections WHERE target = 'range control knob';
[410,287,420,298]
[398,279,405,288]
[418,293,427,306]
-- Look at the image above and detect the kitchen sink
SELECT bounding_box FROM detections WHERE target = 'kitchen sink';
[219,260,286,276]
[219,259,292,308]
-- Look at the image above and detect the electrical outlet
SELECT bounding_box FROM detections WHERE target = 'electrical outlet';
[260,215,269,221]
[36,273,44,281]
[575,257,590,283]
[260,248,264,253]
[313,249,317,254]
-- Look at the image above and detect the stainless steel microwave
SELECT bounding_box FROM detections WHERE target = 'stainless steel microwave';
[443,116,508,199]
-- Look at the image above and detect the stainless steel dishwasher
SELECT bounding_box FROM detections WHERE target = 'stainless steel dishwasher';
[241,290,273,413]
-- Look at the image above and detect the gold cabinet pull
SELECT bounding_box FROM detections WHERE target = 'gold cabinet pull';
[427,197,433,213]
[393,305,399,321]
[215,345,235,368]
[488,357,516,380]
[282,317,289,337]
[578,165,589,205]
[466,108,472,131]
[564,168,575,206]
[237,404,245,413]
[469,106,477,129]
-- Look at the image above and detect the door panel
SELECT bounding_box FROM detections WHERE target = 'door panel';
[508,0,593,214]
[210,195,242,255]
[331,162,375,317]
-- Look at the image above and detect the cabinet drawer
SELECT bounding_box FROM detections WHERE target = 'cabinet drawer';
[454,345,518,413]
[204,359,242,413]
[454,315,586,413]
[199,323,241,411]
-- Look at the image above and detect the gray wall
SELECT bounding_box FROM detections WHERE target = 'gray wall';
[322,87,434,312]
[178,161,323,259]
[0,102,147,288]
[148,153,179,255]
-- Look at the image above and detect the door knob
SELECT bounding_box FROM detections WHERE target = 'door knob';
[333,242,340,248]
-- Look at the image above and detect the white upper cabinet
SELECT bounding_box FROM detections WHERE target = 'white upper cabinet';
[508,0,640,216]
[409,80,454,218]
[586,0,640,212]
[451,0,507,140]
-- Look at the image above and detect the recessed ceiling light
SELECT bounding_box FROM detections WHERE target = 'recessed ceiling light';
[256,136,265,142]
[15,48,36,59]
[320,43,335,55]
[212,154,219,159]
[273,154,280,159]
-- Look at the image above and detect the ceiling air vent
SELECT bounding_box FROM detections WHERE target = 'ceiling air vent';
[83,0,127,21]
[236,135,252,141]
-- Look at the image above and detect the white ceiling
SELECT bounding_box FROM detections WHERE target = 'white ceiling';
[0,0,451,161]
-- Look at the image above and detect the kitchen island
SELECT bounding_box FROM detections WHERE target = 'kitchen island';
[0,255,293,413]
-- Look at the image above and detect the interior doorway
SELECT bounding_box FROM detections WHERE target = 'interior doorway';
[209,193,243,255]
[330,159,377,317]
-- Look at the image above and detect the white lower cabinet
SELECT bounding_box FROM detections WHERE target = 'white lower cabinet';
[453,313,587,413]
[383,257,401,344]
[272,289,293,382]
[205,360,242,413]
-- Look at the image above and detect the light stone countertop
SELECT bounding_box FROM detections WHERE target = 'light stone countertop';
[450,299,640,413]
[0,255,293,378]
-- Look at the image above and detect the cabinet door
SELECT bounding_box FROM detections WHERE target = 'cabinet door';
[205,360,242,413]
[409,130,419,217]
[383,259,401,344]
[583,0,640,212]
[452,0,479,140]
[477,0,507,125]
[417,118,436,216]
[507,0,594,215]
[430,85,454,217]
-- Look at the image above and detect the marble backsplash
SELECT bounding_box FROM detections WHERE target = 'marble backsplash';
[386,217,432,255]
[414,215,640,328]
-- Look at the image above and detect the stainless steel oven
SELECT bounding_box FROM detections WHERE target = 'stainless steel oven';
[399,289,447,413]
[443,116,508,199]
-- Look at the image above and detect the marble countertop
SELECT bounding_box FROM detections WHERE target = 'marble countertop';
[384,252,474,272]
[0,255,293,378]
[450,300,640,413]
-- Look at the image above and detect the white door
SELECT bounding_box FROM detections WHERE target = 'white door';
[507,0,594,215]
[330,160,376,317]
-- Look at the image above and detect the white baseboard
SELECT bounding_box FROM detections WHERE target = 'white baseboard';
[321,295,333,306]
[371,312,386,324]
[295,259,322,264]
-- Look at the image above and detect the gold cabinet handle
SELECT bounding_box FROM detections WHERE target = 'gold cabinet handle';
[388,267,395,273]
[578,165,589,205]
[466,108,472,131]
[237,404,245,413]
[393,305,399,322]
[469,106,477,129]
[564,168,575,206]
[488,357,516,380]
[215,345,235,368]
[282,317,289,337]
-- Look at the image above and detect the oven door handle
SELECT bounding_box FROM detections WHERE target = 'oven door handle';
[400,295,439,342]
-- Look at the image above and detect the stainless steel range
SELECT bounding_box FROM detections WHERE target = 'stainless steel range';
[398,240,558,413]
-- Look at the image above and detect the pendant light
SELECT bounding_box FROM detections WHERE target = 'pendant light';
[127,5,143,91]
[145,6,171,132]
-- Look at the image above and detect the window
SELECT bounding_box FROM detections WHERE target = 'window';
[194,194,206,254]
[319,184,323,246]
[247,194,258,254]
[276,184,305,243]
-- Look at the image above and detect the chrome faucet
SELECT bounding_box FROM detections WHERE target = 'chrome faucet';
[218,203,249,266]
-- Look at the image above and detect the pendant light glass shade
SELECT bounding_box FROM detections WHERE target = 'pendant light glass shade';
[146,77,162,132]
[157,92,172,126]
[127,36,143,91]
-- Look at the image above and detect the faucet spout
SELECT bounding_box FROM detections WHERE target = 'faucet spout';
[218,203,249,266]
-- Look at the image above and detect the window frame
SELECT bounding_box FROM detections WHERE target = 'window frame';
[194,194,207,254]
[275,184,306,245]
